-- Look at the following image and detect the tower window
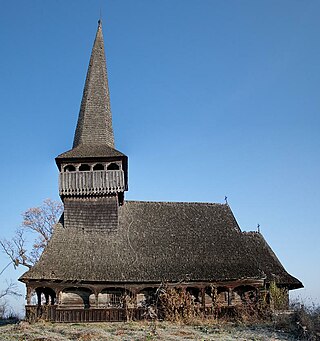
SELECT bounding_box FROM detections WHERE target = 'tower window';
[64,165,76,172]
[79,164,91,171]
[93,163,104,171]
[107,163,119,170]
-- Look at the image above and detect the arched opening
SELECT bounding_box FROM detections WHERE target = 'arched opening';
[79,164,90,171]
[186,287,201,304]
[60,287,92,309]
[233,285,258,306]
[63,165,76,172]
[204,287,213,307]
[107,163,119,170]
[93,163,104,171]
[98,288,131,308]
[137,287,157,308]
[232,289,242,306]
[216,287,229,307]
[35,287,56,306]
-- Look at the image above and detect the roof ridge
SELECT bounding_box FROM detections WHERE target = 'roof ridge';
[125,200,227,206]
[242,231,261,235]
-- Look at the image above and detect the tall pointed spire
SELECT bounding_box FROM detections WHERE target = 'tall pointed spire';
[73,20,115,148]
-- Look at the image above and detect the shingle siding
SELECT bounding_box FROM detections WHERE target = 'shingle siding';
[64,196,118,230]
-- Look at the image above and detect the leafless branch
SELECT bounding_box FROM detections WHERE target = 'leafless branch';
[0,199,63,269]
[0,281,21,300]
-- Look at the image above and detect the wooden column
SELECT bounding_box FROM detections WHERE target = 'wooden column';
[36,290,42,306]
[44,292,49,305]
[228,288,232,306]
[95,291,99,308]
[55,289,61,305]
[57,291,63,306]
[26,286,33,305]
[200,287,206,309]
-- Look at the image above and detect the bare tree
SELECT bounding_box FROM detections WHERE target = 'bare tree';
[0,281,21,319]
[0,199,63,269]
[0,281,20,301]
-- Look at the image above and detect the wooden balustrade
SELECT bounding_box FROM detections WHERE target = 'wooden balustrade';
[25,305,237,323]
[25,305,146,323]
[59,170,125,196]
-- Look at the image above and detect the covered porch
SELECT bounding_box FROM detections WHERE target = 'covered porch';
[24,279,268,323]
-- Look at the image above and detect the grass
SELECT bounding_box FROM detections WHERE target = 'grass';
[0,319,305,341]
[1,301,319,340]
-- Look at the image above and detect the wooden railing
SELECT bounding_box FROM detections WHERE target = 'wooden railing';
[59,170,125,196]
[25,305,241,323]
[26,305,146,323]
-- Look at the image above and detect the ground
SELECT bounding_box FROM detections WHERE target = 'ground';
[0,321,299,340]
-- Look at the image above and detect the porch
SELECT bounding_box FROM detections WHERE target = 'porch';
[24,280,267,323]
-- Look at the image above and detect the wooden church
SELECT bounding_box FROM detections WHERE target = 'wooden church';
[20,21,302,322]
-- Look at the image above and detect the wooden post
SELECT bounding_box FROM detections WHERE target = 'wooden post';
[57,290,63,306]
[95,292,99,308]
[54,289,61,305]
[36,290,42,306]
[200,287,206,309]
[26,286,33,305]
[228,288,232,306]
[44,292,49,305]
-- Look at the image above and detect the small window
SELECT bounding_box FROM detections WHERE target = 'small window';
[79,164,90,171]
[107,163,119,170]
[64,165,76,172]
[93,164,104,171]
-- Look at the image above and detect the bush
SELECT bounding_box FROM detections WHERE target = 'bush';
[269,281,288,310]
[291,303,320,340]
[273,302,320,340]
[158,287,201,322]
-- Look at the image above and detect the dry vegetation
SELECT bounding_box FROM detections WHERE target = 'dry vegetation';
[0,320,300,341]
[1,304,320,341]
[1,284,320,340]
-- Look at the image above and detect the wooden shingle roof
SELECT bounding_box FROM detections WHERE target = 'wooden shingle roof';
[20,201,302,289]
[56,144,125,160]
[57,20,121,161]
[73,20,114,149]
[242,231,301,288]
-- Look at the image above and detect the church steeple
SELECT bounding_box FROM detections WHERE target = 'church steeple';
[56,21,128,204]
[73,20,114,148]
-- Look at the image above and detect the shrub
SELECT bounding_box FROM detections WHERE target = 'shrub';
[290,303,320,340]
[157,287,202,322]
[269,281,288,310]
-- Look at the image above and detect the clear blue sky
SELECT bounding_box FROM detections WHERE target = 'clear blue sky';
[0,0,319,314]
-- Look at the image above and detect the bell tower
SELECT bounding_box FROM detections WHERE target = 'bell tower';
[55,21,128,230]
